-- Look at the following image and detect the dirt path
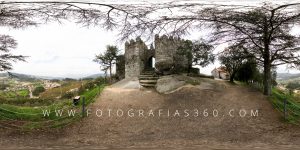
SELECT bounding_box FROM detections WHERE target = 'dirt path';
[1,78,300,149]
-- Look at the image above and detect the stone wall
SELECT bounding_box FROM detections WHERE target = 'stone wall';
[154,34,189,74]
[124,37,148,78]
[124,35,192,78]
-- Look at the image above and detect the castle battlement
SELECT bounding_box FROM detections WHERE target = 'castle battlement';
[124,34,190,78]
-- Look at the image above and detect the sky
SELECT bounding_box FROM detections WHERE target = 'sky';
[0,22,120,78]
[1,0,300,78]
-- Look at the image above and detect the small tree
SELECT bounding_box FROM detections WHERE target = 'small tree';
[176,40,214,73]
[94,45,119,82]
[219,44,250,82]
[234,59,259,83]
[32,86,45,96]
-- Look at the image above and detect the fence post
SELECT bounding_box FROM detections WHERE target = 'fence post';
[284,98,287,120]
[82,96,85,118]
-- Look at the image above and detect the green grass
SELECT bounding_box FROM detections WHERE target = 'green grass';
[81,84,106,105]
[0,84,106,130]
[0,89,29,99]
[236,81,300,124]
[40,81,83,99]
[17,89,29,97]
[270,88,300,124]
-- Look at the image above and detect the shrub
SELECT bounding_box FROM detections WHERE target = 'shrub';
[32,86,45,96]
[94,77,107,85]
[62,92,74,99]
[0,84,9,90]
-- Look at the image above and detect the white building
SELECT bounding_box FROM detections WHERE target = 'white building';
[211,66,230,80]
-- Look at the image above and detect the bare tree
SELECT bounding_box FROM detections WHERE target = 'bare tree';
[0,35,26,71]
[111,2,300,95]
[1,1,300,96]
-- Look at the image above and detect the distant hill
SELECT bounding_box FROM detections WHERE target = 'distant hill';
[82,73,105,79]
[0,72,9,78]
[277,73,300,81]
[0,72,105,81]
[0,72,64,81]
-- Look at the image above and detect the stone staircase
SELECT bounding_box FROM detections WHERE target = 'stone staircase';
[139,70,159,87]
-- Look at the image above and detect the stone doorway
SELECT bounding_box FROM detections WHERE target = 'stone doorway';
[146,56,155,70]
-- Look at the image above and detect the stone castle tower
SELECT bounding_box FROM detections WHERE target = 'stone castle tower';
[124,35,190,78]
[124,37,152,78]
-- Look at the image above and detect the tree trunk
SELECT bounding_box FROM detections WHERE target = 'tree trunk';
[229,76,234,82]
[262,21,272,96]
[109,62,112,83]
[230,71,235,83]
[263,46,272,95]
[263,63,272,95]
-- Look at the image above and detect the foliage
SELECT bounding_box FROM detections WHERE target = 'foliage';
[234,59,259,83]
[0,97,56,106]
[176,40,214,73]
[63,78,77,81]
[32,86,45,96]
[286,82,300,90]
[2,2,300,96]
[61,92,74,99]
[270,88,300,124]
[0,84,106,130]
[203,4,300,95]
[81,84,105,105]
[0,35,27,71]
[94,45,119,81]
[94,77,108,85]
[16,89,29,97]
[286,82,300,95]
[219,44,250,82]
[0,83,9,90]
[40,81,81,99]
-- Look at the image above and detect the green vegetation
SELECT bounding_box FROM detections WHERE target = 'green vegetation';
[0,83,9,90]
[17,89,29,97]
[0,77,107,131]
[0,89,29,99]
[94,45,120,82]
[40,81,82,99]
[269,88,300,124]
[286,82,300,95]
[81,85,105,105]
[32,86,45,96]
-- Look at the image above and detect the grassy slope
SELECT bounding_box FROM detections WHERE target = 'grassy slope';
[40,81,83,99]
[270,88,300,124]
[237,81,300,124]
[0,84,106,130]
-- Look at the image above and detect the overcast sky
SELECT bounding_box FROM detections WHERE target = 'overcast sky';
[0,0,300,78]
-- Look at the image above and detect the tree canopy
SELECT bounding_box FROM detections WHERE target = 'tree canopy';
[94,45,119,81]
[1,1,300,95]
[0,35,26,71]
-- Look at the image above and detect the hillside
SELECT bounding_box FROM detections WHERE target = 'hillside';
[82,73,105,79]
[0,72,105,81]
[277,73,300,81]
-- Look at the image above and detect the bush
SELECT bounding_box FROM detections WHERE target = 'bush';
[61,92,75,99]
[32,86,45,96]
[84,81,96,90]
[0,84,9,90]
[94,77,107,85]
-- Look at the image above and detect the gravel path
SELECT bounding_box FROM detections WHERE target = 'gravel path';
[1,78,300,149]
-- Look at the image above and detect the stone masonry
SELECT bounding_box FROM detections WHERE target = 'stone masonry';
[124,35,190,78]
